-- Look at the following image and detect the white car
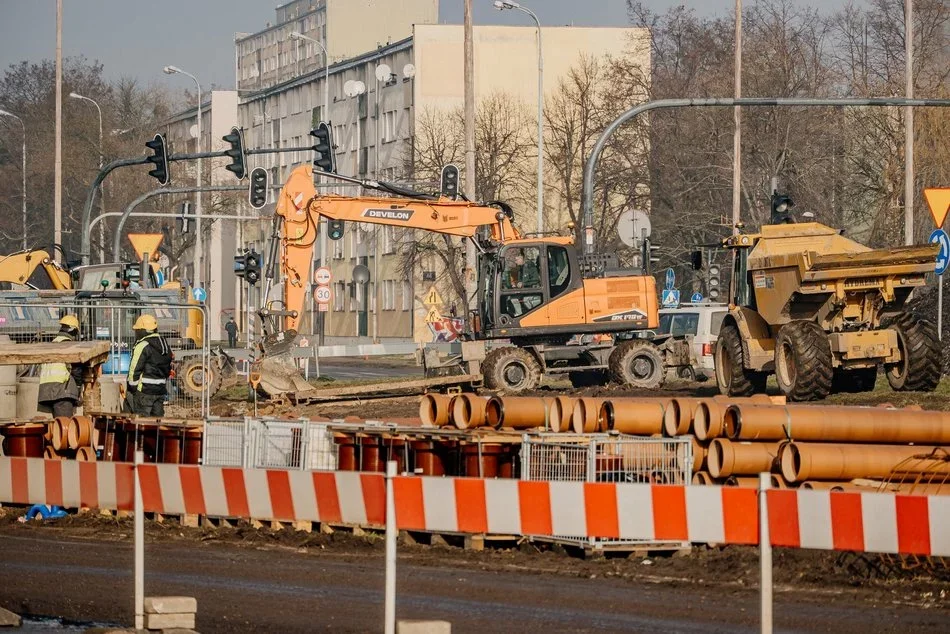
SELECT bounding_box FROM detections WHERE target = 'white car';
[657,303,728,379]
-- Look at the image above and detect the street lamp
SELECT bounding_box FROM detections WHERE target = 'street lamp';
[289,32,330,118]
[0,109,27,251]
[69,92,105,262]
[494,0,544,234]
[163,65,204,288]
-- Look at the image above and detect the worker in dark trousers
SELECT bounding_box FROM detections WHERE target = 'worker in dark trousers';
[124,314,172,417]
[225,316,239,348]
[37,315,83,417]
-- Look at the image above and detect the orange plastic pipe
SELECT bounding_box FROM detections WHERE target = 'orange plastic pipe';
[600,400,665,435]
[692,471,715,485]
[770,473,789,489]
[76,446,97,462]
[691,438,707,472]
[67,415,93,449]
[452,394,491,429]
[725,476,760,487]
[549,396,575,432]
[662,397,700,437]
[725,404,950,444]
[51,416,70,451]
[572,397,607,434]
[707,438,781,478]
[419,394,456,427]
[780,443,950,483]
[486,396,551,429]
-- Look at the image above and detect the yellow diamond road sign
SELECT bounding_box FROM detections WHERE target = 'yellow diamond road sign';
[423,285,443,306]
[924,188,950,229]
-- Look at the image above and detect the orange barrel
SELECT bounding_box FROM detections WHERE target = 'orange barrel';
[335,434,358,471]
[383,438,407,474]
[182,428,203,465]
[158,427,183,464]
[463,443,505,478]
[359,437,384,472]
[1,423,46,458]
[411,440,445,476]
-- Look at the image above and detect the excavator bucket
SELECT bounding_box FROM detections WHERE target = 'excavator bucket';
[249,329,312,397]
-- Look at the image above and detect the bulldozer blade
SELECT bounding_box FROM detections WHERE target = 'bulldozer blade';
[251,352,312,397]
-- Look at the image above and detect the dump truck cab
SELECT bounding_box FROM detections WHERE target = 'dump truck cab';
[716,218,941,401]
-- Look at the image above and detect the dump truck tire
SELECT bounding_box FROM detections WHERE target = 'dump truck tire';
[608,340,665,389]
[178,357,222,399]
[831,367,878,393]
[568,370,608,388]
[483,347,541,393]
[775,321,833,401]
[715,323,766,396]
[884,313,942,392]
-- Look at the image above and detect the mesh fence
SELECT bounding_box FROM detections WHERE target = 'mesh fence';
[202,417,339,470]
[0,297,209,416]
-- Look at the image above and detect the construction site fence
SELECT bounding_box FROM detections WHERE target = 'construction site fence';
[1,455,947,560]
[0,299,210,417]
[202,417,337,471]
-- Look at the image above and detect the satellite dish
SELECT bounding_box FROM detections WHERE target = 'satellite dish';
[402,63,416,79]
[188,124,199,139]
[375,64,392,82]
[353,80,366,95]
[352,264,370,284]
[343,80,356,97]
[617,209,651,248]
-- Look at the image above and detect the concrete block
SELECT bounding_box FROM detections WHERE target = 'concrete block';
[396,620,451,634]
[0,606,22,627]
[144,613,196,630]
[144,596,197,614]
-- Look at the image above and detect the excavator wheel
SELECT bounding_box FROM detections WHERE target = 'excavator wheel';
[482,347,542,393]
[883,312,942,392]
[568,370,608,389]
[608,340,665,390]
[715,324,767,396]
[774,320,833,401]
[178,357,223,400]
[831,367,878,393]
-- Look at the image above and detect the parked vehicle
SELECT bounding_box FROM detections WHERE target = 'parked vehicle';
[658,303,728,380]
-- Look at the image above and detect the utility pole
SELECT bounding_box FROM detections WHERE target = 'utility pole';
[732,0,742,234]
[904,0,915,245]
[54,0,63,250]
[463,0,477,307]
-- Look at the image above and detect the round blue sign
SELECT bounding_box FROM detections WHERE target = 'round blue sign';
[691,292,703,303]
[665,268,676,290]
[930,229,949,276]
[192,287,207,302]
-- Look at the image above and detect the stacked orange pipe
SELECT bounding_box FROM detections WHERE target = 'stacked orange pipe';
[707,439,781,479]
[780,443,949,483]
[486,396,551,430]
[600,400,666,435]
[549,396,575,432]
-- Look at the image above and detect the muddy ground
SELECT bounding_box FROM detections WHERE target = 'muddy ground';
[0,508,947,632]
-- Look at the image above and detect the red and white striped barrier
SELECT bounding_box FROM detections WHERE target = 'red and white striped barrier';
[1,457,947,557]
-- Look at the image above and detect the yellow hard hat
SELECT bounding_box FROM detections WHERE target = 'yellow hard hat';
[59,315,79,330]
[133,314,158,331]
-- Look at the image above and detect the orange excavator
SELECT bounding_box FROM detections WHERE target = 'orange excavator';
[252,160,688,397]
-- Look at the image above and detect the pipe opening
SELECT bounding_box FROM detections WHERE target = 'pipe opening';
[601,402,615,431]
[708,439,725,478]
[724,406,741,439]
[486,399,503,428]
[694,403,710,440]
[571,401,588,434]
[454,397,472,429]
[781,443,801,482]
[663,402,680,436]
[420,396,437,427]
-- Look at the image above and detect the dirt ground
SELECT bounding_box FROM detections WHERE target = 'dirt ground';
[0,508,947,632]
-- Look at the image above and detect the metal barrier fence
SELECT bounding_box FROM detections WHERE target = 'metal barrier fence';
[203,417,338,470]
[0,297,210,417]
[520,434,693,549]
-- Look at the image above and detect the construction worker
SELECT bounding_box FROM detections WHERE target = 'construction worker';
[124,314,172,417]
[37,315,83,417]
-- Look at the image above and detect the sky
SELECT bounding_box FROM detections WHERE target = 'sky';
[0,1,849,90]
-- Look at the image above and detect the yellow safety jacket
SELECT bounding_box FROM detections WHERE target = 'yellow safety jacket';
[39,334,72,385]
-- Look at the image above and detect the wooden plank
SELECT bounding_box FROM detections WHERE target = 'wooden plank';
[292,374,481,402]
[0,341,110,365]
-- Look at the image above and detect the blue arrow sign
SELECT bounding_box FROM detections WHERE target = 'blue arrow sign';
[662,289,680,308]
[665,268,676,291]
[691,292,703,303]
[192,287,207,302]
[931,229,950,276]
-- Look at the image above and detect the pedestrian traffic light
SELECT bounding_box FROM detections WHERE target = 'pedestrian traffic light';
[707,263,721,300]
[440,164,460,199]
[248,167,268,209]
[328,219,345,241]
[310,122,336,174]
[223,126,247,180]
[233,253,247,279]
[245,250,261,285]
[641,238,660,275]
[145,133,170,186]
[770,190,794,224]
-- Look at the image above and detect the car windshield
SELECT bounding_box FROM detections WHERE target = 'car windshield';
[658,312,699,336]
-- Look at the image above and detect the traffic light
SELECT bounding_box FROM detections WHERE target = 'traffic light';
[310,121,336,174]
[641,238,660,275]
[178,200,192,234]
[707,263,721,300]
[223,126,247,180]
[245,250,261,285]
[440,164,460,199]
[327,219,345,241]
[248,167,268,209]
[145,133,170,185]
[233,253,247,279]
[770,190,794,224]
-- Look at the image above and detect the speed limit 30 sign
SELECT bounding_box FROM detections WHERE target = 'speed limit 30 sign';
[315,286,331,304]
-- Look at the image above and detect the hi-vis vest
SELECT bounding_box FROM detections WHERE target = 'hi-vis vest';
[39,334,72,385]
[128,333,168,391]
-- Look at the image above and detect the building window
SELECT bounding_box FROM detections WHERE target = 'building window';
[382,280,395,311]
[381,226,395,254]
[333,281,345,311]
[368,282,376,312]
[401,281,412,311]
[350,282,360,312]
[381,110,397,143]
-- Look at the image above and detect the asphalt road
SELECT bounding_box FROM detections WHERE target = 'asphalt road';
[0,532,947,633]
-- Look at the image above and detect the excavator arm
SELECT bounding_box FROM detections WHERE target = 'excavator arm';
[0,250,72,290]
[273,165,519,333]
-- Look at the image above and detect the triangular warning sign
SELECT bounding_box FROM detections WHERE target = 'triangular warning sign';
[924,188,950,229]
[127,233,164,261]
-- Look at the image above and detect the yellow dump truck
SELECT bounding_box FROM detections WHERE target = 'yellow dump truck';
[714,220,941,401]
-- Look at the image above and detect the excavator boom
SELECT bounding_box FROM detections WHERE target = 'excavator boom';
[0,250,72,290]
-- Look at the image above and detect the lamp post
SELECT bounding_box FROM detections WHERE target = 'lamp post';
[289,32,330,119]
[494,0,544,234]
[163,65,203,287]
[0,109,27,251]
[69,92,105,261]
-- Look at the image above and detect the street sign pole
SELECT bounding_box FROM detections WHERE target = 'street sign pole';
[939,274,943,341]
[930,228,949,340]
